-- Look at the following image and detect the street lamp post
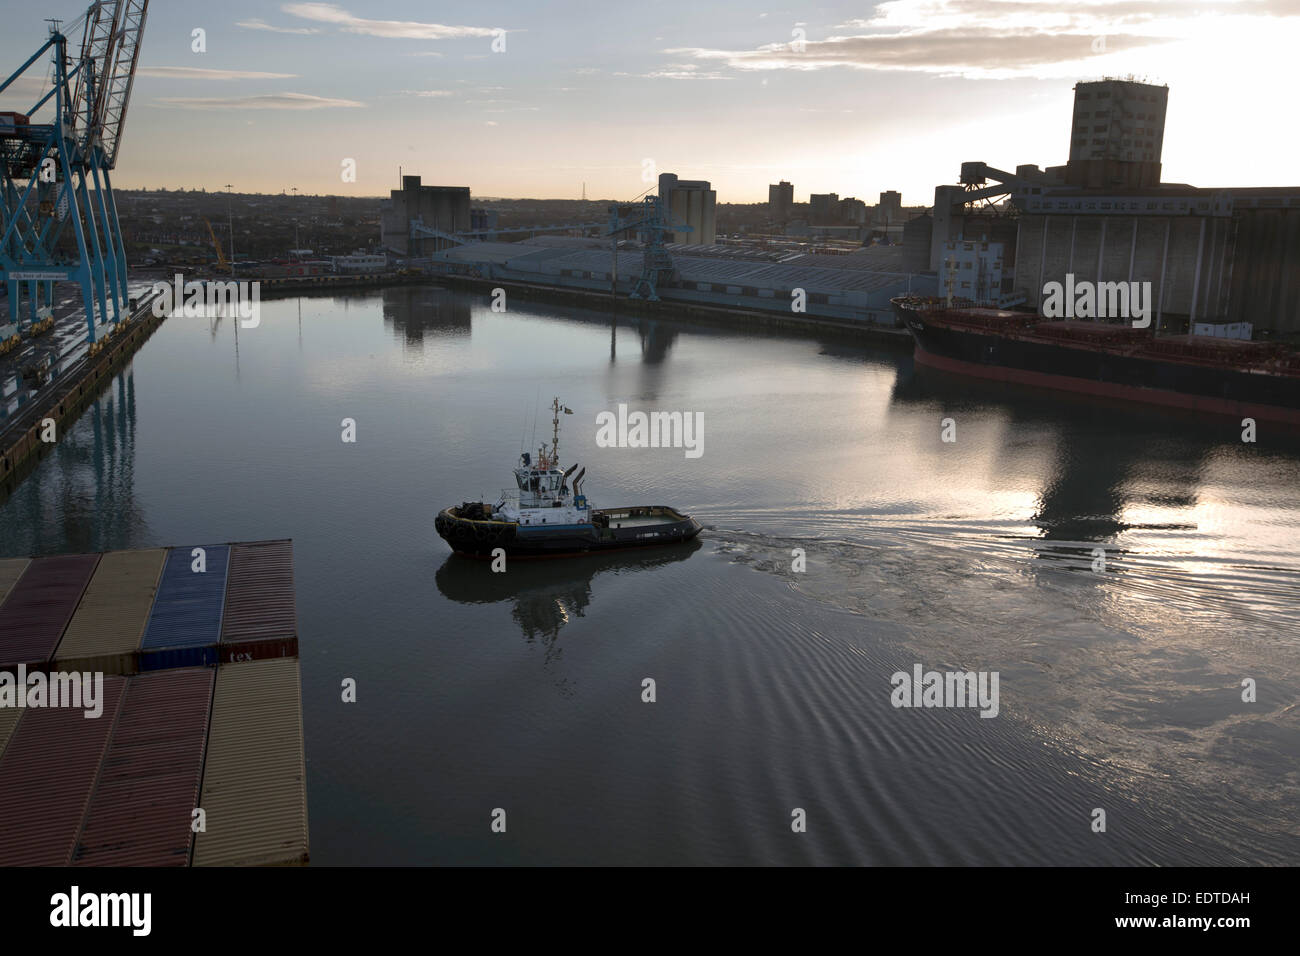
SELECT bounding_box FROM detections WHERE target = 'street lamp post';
[225,184,236,278]
[290,186,299,253]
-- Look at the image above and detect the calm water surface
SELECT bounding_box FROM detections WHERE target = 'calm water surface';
[2,285,1297,865]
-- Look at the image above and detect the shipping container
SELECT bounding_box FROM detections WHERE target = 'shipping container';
[0,554,101,667]
[55,548,166,675]
[219,635,298,665]
[0,708,21,763]
[137,645,218,672]
[141,545,230,652]
[221,539,297,644]
[0,676,127,865]
[193,659,309,866]
[0,558,29,604]
[73,668,215,866]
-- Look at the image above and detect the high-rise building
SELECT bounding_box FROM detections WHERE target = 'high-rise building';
[1066,78,1167,189]
[659,173,716,245]
[838,197,867,225]
[809,193,839,225]
[877,190,902,224]
[768,181,794,223]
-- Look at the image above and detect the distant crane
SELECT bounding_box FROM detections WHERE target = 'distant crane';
[605,194,692,301]
[203,218,230,273]
[0,1,149,342]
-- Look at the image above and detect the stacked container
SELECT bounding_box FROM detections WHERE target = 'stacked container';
[55,548,166,676]
[0,554,100,668]
[220,539,298,663]
[0,557,29,603]
[193,658,309,866]
[139,545,230,671]
[73,668,215,866]
[0,540,308,866]
[0,676,127,865]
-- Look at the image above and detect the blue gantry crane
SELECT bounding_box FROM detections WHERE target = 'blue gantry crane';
[606,194,692,301]
[0,1,148,343]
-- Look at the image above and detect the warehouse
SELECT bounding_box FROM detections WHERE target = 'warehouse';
[429,237,935,326]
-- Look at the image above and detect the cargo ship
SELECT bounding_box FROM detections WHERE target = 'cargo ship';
[435,398,703,558]
[892,296,1300,425]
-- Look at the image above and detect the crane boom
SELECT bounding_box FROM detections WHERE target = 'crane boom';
[97,0,147,168]
[70,0,149,167]
[204,218,230,271]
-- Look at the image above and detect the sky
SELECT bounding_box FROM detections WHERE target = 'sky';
[1,0,1298,205]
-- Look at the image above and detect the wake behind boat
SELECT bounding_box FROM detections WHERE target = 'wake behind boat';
[435,398,702,558]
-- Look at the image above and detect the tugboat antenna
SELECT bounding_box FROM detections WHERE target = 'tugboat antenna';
[551,397,562,466]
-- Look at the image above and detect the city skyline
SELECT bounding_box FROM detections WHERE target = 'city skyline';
[1,0,1298,203]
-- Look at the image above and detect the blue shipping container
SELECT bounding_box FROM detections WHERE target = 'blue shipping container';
[141,546,230,650]
[137,645,219,672]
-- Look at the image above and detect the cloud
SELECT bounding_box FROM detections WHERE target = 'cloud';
[613,63,731,80]
[669,31,1169,79]
[155,92,365,109]
[282,3,498,39]
[236,18,321,34]
[837,0,1288,33]
[396,89,453,97]
[666,0,1293,79]
[137,67,297,79]
[642,63,732,80]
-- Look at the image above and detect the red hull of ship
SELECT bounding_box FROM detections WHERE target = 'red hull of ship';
[913,343,1300,427]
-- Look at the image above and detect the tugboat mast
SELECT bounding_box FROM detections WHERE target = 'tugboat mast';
[539,397,571,470]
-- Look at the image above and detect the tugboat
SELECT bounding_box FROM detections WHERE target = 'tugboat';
[435,398,703,558]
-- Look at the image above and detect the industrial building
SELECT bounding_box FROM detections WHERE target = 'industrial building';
[924,78,1300,335]
[658,173,716,245]
[380,175,471,256]
[1066,79,1167,189]
[428,236,934,326]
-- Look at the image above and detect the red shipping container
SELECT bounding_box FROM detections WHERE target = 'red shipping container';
[73,668,215,866]
[0,554,101,667]
[0,676,127,865]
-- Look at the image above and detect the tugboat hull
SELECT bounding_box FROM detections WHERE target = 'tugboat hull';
[435,505,703,558]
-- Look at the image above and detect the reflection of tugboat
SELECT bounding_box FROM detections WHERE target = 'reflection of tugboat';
[435,398,702,558]
[435,541,702,640]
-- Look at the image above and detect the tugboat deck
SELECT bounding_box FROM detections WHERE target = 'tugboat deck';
[598,507,687,528]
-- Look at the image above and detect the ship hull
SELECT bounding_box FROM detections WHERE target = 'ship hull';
[435,505,703,558]
[895,300,1300,425]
